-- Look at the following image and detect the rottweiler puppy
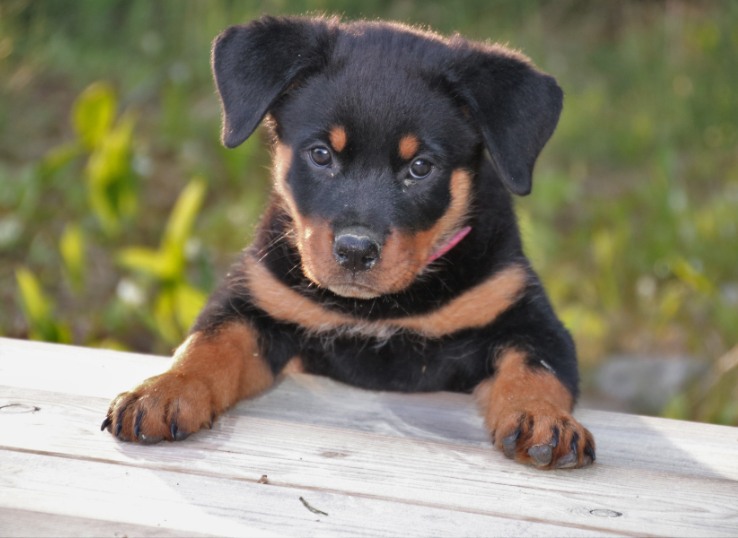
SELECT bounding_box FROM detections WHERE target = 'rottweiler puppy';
[102,16,595,469]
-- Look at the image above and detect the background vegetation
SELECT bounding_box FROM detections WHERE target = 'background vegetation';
[1,0,736,424]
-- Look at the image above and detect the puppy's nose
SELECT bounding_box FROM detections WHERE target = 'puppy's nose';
[333,231,380,272]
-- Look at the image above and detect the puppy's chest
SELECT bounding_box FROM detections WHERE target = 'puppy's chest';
[295,328,490,393]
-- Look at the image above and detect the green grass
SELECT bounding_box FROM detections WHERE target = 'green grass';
[1,0,736,424]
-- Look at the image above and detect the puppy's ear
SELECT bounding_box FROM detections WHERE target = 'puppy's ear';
[212,16,336,148]
[450,44,563,195]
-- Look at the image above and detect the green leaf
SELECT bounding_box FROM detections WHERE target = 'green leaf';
[172,282,207,332]
[86,111,138,235]
[15,267,71,343]
[117,247,174,280]
[163,177,207,254]
[72,82,117,150]
[59,223,86,291]
[38,142,84,181]
[90,338,129,352]
[116,179,206,282]
[16,267,51,323]
[150,283,206,346]
[671,257,716,296]
[153,289,181,345]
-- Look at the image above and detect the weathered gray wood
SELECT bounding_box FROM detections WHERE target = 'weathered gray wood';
[1,337,737,537]
[6,449,605,538]
[0,507,213,538]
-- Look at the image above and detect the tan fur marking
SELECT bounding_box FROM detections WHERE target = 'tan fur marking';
[398,134,420,160]
[274,143,337,290]
[274,142,317,278]
[274,142,298,216]
[106,322,274,442]
[295,216,336,290]
[396,265,527,336]
[329,125,347,153]
[173,323,274,408]
[246,252,526,339]
[476,350,573,423]
[380,169,472,286]
[475,349,594,469]
[247,257,352,331]
[415,169,472,258]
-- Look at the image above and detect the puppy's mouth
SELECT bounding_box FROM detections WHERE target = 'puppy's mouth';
[327,282,382,299]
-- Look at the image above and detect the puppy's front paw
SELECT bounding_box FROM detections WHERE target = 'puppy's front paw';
[477,350,595,470]
[101,372,217,443]
[490,401,595,469]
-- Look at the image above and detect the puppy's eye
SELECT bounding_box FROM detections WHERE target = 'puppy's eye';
[409,158,433,179]
[309,146,333,167]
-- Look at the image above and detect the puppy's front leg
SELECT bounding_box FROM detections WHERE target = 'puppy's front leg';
[102,322,273,443]
[476,349,595,469]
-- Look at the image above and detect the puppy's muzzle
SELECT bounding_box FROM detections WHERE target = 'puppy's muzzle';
[333,227,381,272]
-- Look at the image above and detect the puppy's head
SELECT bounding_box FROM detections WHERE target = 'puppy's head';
[212,16,562,299]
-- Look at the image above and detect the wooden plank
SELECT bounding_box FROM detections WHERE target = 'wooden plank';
[2,383,737,536]
[0,337,171,399]
[0,449,608,537]
[1,337,738,537]
[0,507,212,538]
[2,335,737,479]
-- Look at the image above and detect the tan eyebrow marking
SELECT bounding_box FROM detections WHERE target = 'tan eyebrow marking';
[329,125,347,153]
[398,134,420,160]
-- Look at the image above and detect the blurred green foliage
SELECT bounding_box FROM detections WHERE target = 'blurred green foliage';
[0,0,736,424]
[117,177,208,345]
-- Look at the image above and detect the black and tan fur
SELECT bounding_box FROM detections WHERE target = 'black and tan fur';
[103,16,595,469]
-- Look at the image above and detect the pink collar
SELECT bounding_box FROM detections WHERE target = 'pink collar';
[427,226,472,263]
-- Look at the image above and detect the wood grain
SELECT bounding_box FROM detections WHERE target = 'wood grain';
[1,337,737,537]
